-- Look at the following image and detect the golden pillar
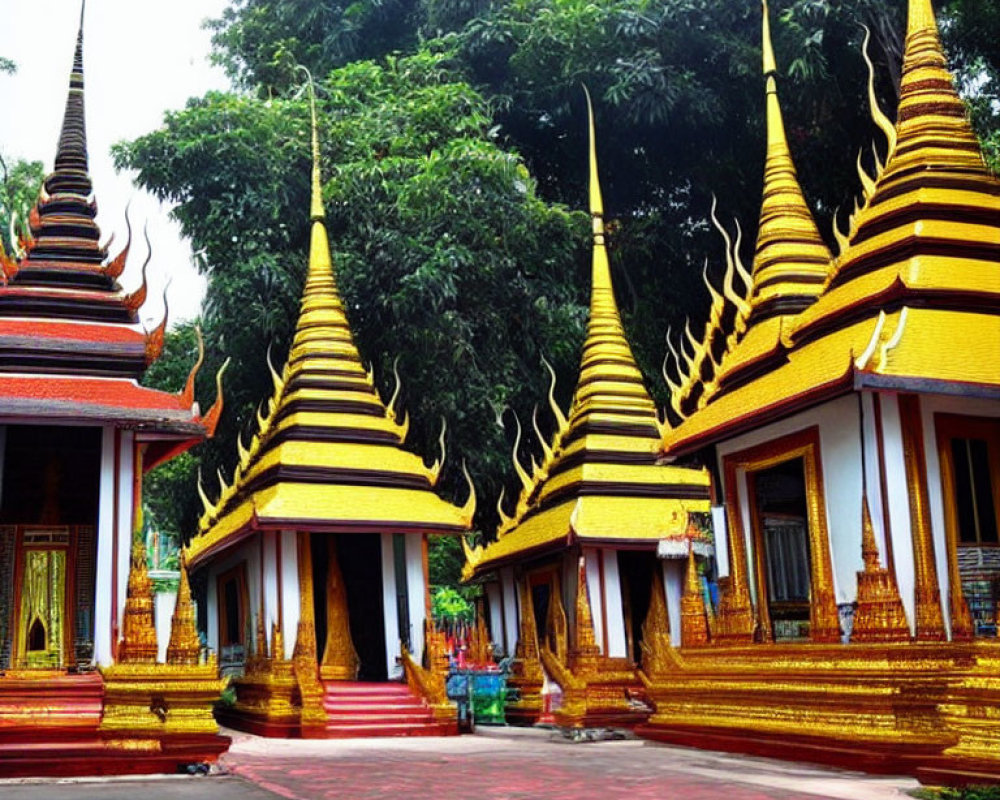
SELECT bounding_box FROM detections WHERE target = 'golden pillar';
[851,497,910,643]
[292,532,326,731]
[569,556,601,676]
[165,560,201,665]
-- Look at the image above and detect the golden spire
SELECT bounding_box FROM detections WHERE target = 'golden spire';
[640,566,673,679]
[908,0,938,35]
[748,0,830,317]
[570,556,601,669]
[851,496,911,644]
[465,91,711,582]
[166,558,202,666]
[186,75,473,566]
[680,545,709,646]
[117,538,158,664]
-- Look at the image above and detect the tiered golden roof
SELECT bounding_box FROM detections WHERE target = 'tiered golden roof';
[665,0,1000,455]
[466,95,711,578]
[667,0,833,419]
[187,92,473,567]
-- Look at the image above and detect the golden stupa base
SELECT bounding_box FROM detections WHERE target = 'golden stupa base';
[97,658,229,766]
[541,649,648,730]
[219,654,304,738]
[636,640,1000,783]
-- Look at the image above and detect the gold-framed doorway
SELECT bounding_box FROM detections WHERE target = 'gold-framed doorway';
[11,526,74,670]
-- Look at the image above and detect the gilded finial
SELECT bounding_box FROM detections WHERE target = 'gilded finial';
[299,66,324,222]
[761,0,777,76]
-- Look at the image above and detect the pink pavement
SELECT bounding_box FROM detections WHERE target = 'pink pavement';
[221,727,919,800]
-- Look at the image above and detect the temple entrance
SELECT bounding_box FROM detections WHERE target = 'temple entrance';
[0,425,100,670]
[748,457,811,642]
[311,533,386,681]
[617,551,655,664]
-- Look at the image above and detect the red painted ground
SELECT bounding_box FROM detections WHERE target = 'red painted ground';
[222,727,918,800]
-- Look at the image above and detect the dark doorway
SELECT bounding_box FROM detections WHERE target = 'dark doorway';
[617,550,656,664]
[337,533,387,681]
[531,582,550,640]
[1,425,101,524]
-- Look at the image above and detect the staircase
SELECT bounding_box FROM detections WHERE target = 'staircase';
[321,681,456,738]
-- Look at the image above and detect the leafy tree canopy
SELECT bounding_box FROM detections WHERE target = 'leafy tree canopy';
[117,49,588,542]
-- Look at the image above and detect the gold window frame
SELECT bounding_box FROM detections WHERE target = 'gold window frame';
[935,413,1000,636]
[722,427,840,643]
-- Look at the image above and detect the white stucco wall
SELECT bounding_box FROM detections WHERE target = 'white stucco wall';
[662,559,684,647]
[601,549,627,658]
[500,567,518,655]
[380,532,401,679]
[279,531,299,660]
[405,533,427,669]
[715,394,863,606]
[94,425,116,665]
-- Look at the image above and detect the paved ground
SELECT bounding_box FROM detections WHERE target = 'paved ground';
[0,727,922,800]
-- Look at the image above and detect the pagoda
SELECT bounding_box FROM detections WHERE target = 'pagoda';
[0,6,229,777]
[462,94,713,730]
[184,87,473,738]
[638,0,1000,783]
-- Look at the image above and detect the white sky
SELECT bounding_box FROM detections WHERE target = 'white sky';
[0,0,232,326]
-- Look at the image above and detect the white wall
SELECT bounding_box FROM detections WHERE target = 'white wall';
[879,394,917,633]
[662,559,683,647]
[114,430,135,643]
[203,539,259,657]
[405,534,427,670]
[500,566,518,655]
[601,549,628,658]
[93,425,116,665]
[486,581,504,655]
[380,532,401,679]
[154,586,177,662]
[583,547,603,652]
[716,394,863,606]
[279,531,299,660]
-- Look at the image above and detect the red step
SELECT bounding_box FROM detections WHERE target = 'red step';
[319,680,457,738]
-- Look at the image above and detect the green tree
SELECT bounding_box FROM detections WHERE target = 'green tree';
[0,156,44,257]
[118,49,588,545]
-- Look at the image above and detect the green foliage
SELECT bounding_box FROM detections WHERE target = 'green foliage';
[207,0,424,92]
[117,50,588,542]
[0,57,14,75]
[431,585,474,623]
[0,156,43,255]
[911,787,1000,800]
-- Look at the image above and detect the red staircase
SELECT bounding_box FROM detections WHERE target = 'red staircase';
[321,681,456,738]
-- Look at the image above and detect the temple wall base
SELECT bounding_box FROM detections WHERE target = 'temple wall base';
[637,641,1000,785]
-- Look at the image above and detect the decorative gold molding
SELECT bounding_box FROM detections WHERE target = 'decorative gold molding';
[292,532,325,729]
[898,394,946,641]
[933,413,1000,641]
[722,426,840,644]
[852,497,911,643]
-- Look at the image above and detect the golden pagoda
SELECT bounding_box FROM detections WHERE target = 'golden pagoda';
[185,85,472,738]
[639,0,1000,783]
[463,92,712,729]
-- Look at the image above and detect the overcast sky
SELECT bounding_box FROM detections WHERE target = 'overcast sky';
[0,0,232,325]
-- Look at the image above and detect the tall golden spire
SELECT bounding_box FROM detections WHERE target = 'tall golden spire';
[465,91,711,581]
[572,89,660,437]
[186,73,473,568]
[747,0,830,319]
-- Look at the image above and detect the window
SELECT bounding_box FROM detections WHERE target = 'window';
[750,458,812,641]
[936,415,1000,637]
